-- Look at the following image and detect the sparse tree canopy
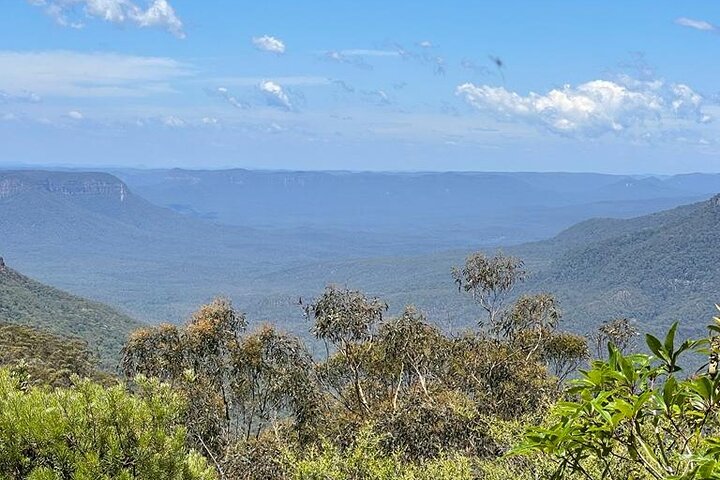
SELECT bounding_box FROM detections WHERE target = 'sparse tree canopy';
[452,252,526,326]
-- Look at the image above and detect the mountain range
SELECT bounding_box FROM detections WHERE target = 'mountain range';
[114,168,720,249]
[1,168,718,343]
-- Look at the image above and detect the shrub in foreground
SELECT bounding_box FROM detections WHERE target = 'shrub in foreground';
[0,368,216,480]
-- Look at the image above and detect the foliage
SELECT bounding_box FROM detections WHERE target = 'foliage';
[287,427,473,480]
[115,253,593,478]
[590,317,639,358]
[0,368,216,480]
[0,322,105,387]
[122,297,322,459]
[452,252,526,325]
[515,320,720,480]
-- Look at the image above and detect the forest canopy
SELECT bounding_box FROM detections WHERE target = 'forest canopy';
[1,252,718,479]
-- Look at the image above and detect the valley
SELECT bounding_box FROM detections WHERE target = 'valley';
[1,168,718,344]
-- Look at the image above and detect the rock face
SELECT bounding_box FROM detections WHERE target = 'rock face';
[0,257,4,269]
[710,194,720,208]
[0,171,128,202]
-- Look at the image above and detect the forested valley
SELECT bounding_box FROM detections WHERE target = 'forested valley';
[3,251,720,480]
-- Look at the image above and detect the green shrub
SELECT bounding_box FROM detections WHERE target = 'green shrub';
[0,368,216,480]
[288,427,473,480]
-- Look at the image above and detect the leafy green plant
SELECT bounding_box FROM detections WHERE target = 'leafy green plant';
[514,321,720,480]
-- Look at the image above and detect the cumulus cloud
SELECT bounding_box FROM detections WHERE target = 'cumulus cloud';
[67,110,84,119]
[252,35,286,54]
[456,77,711,137]
[675,17,718,32]
[28,0,185,38]
[259,80,292,110]
[0,51,191,97]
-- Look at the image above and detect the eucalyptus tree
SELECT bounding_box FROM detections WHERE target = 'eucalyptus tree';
[305,286,387,417]
[452,251,526,327]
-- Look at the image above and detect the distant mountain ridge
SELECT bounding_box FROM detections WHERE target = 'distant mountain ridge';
[114,168,720,248]
[0,170,129,200]
[0,169,443,324]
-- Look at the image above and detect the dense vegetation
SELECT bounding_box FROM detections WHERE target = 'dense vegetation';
[1,249,719,478]
[0,369,216,479]
[0,262,143,369]
[0,322,103,387]
[523,195,720,338]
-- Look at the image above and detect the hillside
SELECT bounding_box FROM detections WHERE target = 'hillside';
[516,194,720,337]
[248,193,720,339]
[0,322,107,386]
[0,257,143,369]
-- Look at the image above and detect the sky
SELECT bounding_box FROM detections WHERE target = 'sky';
[0,1,719,173]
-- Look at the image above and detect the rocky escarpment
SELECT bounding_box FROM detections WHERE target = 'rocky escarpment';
[710,193,720,208]
[0,171,128,202]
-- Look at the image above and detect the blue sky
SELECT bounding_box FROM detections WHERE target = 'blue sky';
[1,0,719,172]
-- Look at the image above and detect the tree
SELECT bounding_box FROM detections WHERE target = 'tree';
[0,322,102,387]
[591,317,638,359]
[305,286,387,417]
[452,252,526,327]
[122,297,247,459]
[122,297,322,472]
[231,325,322,443]
[374,306,446,409]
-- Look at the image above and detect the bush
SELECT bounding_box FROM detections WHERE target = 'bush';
[0,368,216,480]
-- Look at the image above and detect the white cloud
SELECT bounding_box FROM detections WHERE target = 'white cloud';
[456,77,711,137]
[252,35,286,54]
[675,17,717,32]
[28,0,185,38]
[202,116,219,125]
[0,51,191,97]
[67,110,84,119]
[0,90,42,103]
[259,80,292,110]
[162,115,185,127]
[1,113,17,121]
[323,51,373,70]
[212,87,249,109]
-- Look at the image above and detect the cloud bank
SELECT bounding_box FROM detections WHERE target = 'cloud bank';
[456,77,710,137]
[28,0,185,38]
[0,51,191,97]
